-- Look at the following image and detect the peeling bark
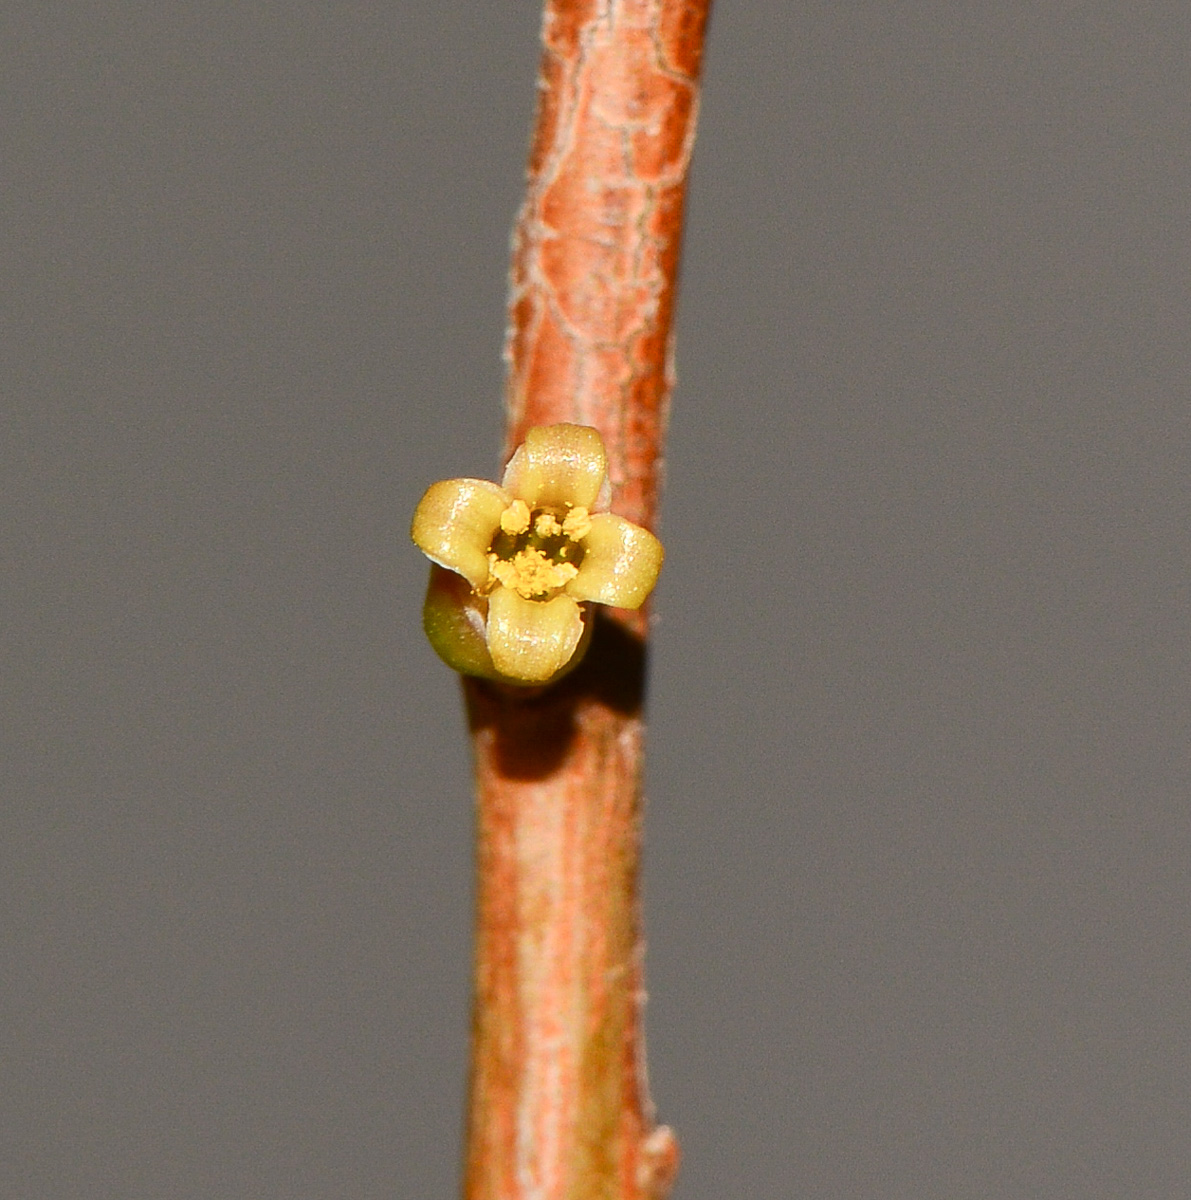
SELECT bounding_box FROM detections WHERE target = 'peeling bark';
[463,4,712,1197]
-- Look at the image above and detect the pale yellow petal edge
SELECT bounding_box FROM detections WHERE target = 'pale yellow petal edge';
[410,477,510,590]
[486,588,586,683]
[566,513,663,608]
[502,424,608,511]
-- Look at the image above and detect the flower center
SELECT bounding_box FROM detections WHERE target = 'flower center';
[487,499,590,599]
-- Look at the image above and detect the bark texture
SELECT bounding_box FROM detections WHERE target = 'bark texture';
[463,4,712,1197]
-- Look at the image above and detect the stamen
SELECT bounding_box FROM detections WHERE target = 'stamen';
[534,512,563,538]
[562,507,592,540]
[499,499,531,536]
[489,547,578,599]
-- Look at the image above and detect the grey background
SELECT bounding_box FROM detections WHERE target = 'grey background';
[6,3,1189,1197]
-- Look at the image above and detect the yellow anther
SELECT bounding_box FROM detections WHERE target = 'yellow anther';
[562,506,592,540]
[499,499,531,536]
[534,512,563,538]
[489,547,578,599]
[487,555,516,591]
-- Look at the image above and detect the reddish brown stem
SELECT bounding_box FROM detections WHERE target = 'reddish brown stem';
[463,4,712,1198]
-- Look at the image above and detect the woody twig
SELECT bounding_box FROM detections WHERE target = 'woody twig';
[462,4,713,1197]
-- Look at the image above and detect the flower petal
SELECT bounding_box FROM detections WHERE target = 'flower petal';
[486,588,585,683]
[410,478,510,589]
[502,424,608,510]
[421,565,499,679]
[566,513,663,608]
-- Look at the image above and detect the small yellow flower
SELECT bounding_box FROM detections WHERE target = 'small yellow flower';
[411,424,664,684]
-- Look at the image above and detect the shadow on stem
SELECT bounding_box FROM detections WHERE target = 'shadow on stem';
[463,612,647,781]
